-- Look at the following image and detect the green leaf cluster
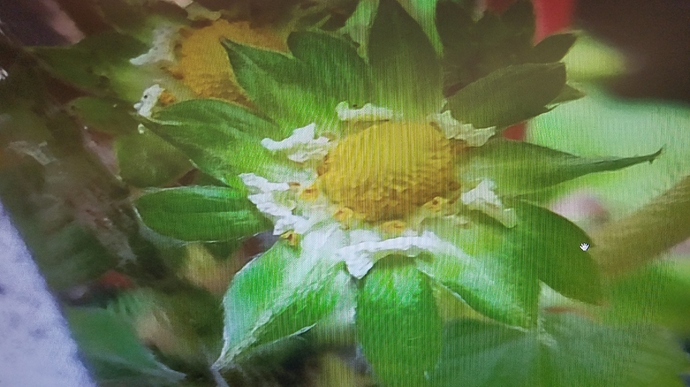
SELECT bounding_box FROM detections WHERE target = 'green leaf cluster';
[431,314,688,387]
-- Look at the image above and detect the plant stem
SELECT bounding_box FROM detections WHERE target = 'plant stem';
[590,175,690,276]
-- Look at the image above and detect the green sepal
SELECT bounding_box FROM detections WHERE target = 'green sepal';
[430,314,688,387]
[421,215,540,327]
[287,30,372,116]
[357,258,442,387]
[135,186,271,242]
[31,32,148,101]
[550,83,586,105]
[143,99,284,188]
[69,97,139,135]
[529,33,578,63]
[222,39,328,130]
[509,202,602,304]
[216,241,348,369]
[447,63,566,128]
[457,138,662,196]
[368,0,444,118]
[115,128,192,188]
[436,0,537,96]
[66,307,185,386]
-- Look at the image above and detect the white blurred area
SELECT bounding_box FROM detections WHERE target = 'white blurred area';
[0,204,93,387]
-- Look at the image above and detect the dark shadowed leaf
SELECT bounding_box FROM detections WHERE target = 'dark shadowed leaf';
[67,308,185,386]
[115,129,192,188]
[529,33,578,63]
[431,314,688,387]
[447,63,566,128]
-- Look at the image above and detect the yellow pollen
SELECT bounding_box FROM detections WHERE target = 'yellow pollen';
[422,196,449,213]
[300,184,319,201]
[288,182,301,193]
[170,20,286,102]
[381,220,407,234]
[318,122,457,221]
[280,230,300,246]
[333,207,355,228]
[158,90,177,106]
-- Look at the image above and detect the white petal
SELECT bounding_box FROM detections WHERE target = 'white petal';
[261,123,330,163]
[337,231,459,279]
[429,111,495,147]
[133,85,164,117]
[335,102,402,122]
[461,179,517,227]
[130,26,178,66]
[239,173,290,194]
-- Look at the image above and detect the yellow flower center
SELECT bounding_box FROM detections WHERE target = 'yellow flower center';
[318,122,458,221]
[170,20,285,102]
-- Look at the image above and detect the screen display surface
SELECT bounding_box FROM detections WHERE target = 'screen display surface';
[1,1,689,386]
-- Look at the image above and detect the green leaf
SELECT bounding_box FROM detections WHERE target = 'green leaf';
[550,83,586,105]
[69,97,139,135]
[115,128,192,188]
[287,30,372,112]
[509,202,602,304]
[31,32,148,101]
[222,39,326,129]
[216,239,348,368]
[421,215,540,327]
[36,223,119,290]
[447,63,566,128]
[604,261,690,330]
[135,186,270,241]
[528,86,690,217]
[67,308,185,386]
[144,99,285,187]
[368,0,444,117]
[529,33,577,63]
[457,138,661,196]
[357,258,442,387]
[431,314,688,387]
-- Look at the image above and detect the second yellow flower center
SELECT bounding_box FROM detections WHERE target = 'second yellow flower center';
[318,122,458,221]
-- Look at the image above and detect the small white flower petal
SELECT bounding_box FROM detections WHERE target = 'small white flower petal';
[429,111,495,147]
[274,215,310,235]
[130,26,178,66]
[337,231,459,279]
[335,102,402,122]
[261,124,330,163]
[461,179,517,227]
[133,85,164,117]
[240,173,307,235]
[239,173,290,194]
